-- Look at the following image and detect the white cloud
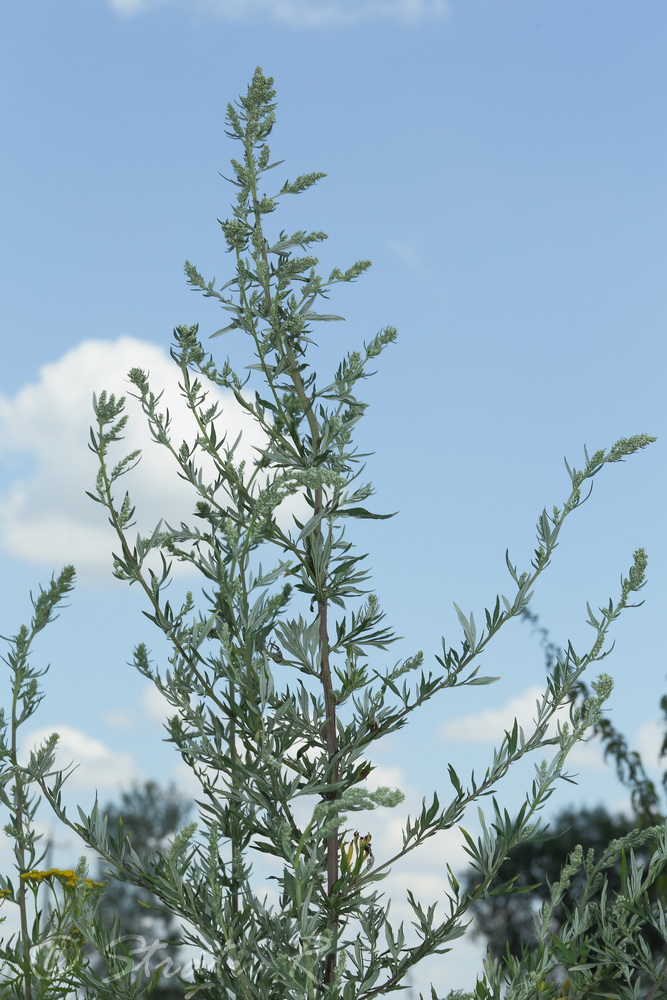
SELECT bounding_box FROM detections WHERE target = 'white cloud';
[103,685,171,729]
[107,0,449,26]
[438,684,614,781]
[109,0,164,13]
[22,724,140,792]
[0,336,305,582]
[104,682,197,732]
[258,0,449,27]
[103,707,137,729]
[634,716,665,776]
[566,732,608,772]
[141,682,177,723]
[439,684,560,744]
[388,233,435,280]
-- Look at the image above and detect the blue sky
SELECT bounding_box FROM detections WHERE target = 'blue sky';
[1,0,666,993]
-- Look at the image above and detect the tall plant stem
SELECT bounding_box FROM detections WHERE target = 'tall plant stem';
[255,225,341,987]
[12,674,33,1000]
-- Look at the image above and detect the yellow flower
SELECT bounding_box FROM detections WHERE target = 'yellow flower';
[20,868,78,889]
[21,870,48,884]
[20,868,105,892]
[53,869,78,888]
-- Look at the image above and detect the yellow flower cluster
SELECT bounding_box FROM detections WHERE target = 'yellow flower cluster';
[20,869,105,890]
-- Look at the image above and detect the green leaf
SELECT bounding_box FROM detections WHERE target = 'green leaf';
[302,311,346,322]
[337,507,397,520]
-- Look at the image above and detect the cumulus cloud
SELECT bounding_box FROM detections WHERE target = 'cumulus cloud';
[103,707,138,729]
[634,716,665,777]
[141,682,176,724]
[438,683,613,778]
[102,683,172,729]
[439,684,559,744]
[109,0,166,13]
[22,724,140,792]
[0,336,303,582]
[108,0,449,26]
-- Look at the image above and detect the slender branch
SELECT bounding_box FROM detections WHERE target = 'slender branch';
[254,196,342,987]
[12,701,33,1000]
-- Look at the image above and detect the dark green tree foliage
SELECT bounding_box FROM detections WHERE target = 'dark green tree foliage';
[87,781,192,998]
[461,609,667,971]
[521,607,663,825]
[463,805,666,960]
